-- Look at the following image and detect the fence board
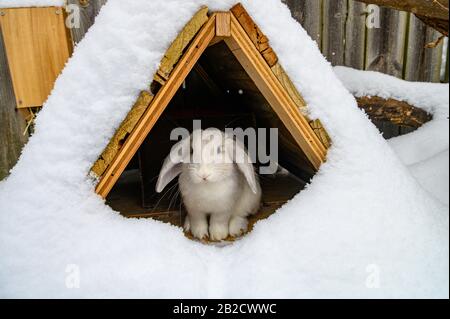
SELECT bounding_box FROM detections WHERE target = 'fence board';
[405,14,444,82]
[322,0,348,65]
[445,40,449,82]
[345,0,367,69]
[67,0,107,44]
[366,7,408,78]
[0,26,28,180]
[282,0,323,49]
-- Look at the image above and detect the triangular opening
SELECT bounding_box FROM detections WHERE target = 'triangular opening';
[91,5,330,241]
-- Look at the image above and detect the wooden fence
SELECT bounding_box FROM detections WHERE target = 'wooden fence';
[283,0,448,82]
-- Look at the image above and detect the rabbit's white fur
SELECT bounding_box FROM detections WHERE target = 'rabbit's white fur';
[156,128,262,240]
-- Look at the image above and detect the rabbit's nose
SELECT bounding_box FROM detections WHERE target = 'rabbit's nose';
[199,173,210,181]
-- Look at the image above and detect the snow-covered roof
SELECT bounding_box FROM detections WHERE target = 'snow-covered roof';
[0,0,448,298]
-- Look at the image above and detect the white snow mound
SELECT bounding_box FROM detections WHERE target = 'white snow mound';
[0,0,448,298]
[336,66,450,205]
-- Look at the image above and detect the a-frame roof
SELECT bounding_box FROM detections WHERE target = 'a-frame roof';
[91,3,331,198]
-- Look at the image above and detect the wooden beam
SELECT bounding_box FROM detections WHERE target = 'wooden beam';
[230,3,278,67]
[95,15,216,198]
[154,6,209,83]
[208,36,225,47]
[216,12,231,37]
[354,0,449,35]
[355,0,449,20]
[271,63,308,113]
[271,63,331,149]
[357,96,432,128]
[225,14,327,169]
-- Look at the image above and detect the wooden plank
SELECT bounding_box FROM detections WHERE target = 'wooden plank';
[90,91,154,179]
[322,0,348,66]
[365,7,408,78]
[155,6,209,82]
[282,0,323,49]
[0,7,73,108]
[95,15,216,198]
[67,0,107,44]
[216,12,231,37]
[271,63,308,114]
[225,14,327,169]
[230,3,278,67]
[208,36,225,47]
[405,14,444,82]
[345,0,367,69]
[0,24,28,180]
[271,63,331,149]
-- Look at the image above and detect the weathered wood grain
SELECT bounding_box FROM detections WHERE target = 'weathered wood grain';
[216,12,231,37]
[230,3,278,67]
[405,14,444,82]
[282,0,323,49]
[357,95,432,128]
[345,0,367,69]
[155,6,209,82]
[271,63,308,114]
[271,63,331,148]
[0,7,73,108]
[366,7,408,78]
[356,0,449,20]
[0,26,28,180]
[322,0,348,66]
[67,0,108,44]
[354,0,449,35]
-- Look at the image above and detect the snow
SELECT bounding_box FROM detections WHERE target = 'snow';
[335,66,449,205]
[0,0,64,8]
[0,0,448,298]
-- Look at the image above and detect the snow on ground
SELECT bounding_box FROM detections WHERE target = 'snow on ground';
[335,66,449,205]
[0,0,64,8]
[0,0,448,298]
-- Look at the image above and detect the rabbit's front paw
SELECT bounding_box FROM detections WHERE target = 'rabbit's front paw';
[229,216,249,237]
[209,222,229,241]
[190,217,209,240]
[183,215,191,232]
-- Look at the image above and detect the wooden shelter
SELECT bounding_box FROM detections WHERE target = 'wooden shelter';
[88,4,331,236]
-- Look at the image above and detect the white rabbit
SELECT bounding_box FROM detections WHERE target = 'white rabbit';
[156,128,262,241]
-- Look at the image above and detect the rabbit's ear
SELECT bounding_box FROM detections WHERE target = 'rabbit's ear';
[226,137,258,194]
[156,137,191,193]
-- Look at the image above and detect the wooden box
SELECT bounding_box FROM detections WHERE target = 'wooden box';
[0,7,72,109]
